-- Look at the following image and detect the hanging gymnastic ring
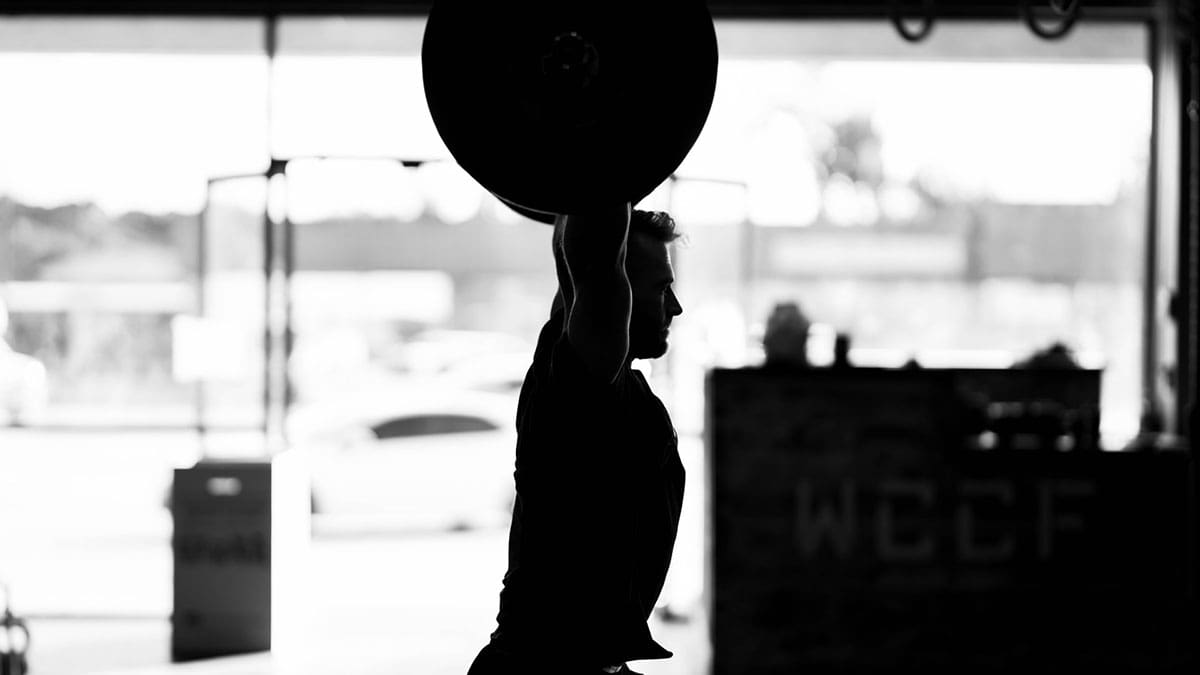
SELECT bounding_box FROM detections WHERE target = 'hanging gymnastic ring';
[1022,0,1081,41]
[890,0,936,43]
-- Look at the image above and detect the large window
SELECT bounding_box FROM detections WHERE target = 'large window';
[655,20,1153,449]
[0,14,1165,675]
[0,19,272,673]
[0,18,269,426]
[0,18,1155,437]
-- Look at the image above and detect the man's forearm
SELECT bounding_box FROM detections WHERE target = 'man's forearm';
[558,204,634,382]
[560,205,631,282]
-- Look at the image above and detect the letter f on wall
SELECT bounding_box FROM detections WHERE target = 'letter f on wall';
[795,480,855,558]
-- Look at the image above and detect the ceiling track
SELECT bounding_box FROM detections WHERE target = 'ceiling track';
[0,1,1167,22]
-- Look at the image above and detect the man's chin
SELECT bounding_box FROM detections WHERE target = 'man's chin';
[633,340,670,361]
[656,339,670,358]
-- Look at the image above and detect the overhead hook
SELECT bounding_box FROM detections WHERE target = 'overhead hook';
[1049,0,1080,16]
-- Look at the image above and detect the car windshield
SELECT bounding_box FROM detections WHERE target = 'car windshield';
[369,414,499,440]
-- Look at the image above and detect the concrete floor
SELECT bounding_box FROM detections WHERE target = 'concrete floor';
[18,526,705,672]
[1,428,710,675]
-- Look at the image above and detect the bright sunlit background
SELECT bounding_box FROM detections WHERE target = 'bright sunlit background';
[0,15,1164,675]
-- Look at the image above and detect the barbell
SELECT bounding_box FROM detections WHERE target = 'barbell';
[422,0,719,223]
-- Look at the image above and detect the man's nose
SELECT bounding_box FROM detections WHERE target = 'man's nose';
[668,289,683,318]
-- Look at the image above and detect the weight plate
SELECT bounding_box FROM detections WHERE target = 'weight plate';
[494,193,558,224]
[423,0,718,216]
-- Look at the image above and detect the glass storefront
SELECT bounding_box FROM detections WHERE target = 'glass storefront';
[0,14,1167,674]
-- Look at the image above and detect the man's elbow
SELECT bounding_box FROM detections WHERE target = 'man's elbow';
[592,351,628,384]
[567,326,628,384]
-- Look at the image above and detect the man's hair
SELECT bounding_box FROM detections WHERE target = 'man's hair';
[629,209,681,245]
[551,209,679,313]
[552,209,679,257]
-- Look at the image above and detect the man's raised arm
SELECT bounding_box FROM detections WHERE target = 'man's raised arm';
[557,203,633,384]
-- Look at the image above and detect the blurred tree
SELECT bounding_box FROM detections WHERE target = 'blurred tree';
[822,116,885,188]
[0,196,197,280]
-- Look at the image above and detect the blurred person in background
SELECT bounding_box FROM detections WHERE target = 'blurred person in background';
[469,207,686,675]
[762,301,811,368]
[0,296,47,426]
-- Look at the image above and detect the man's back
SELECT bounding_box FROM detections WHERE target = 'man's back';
[485,309,685,669]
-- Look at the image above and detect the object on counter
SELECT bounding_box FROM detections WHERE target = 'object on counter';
[1014,341,1081,370]
[762,301,811,368]
[985,399,1074,452]
[832,333,852,369]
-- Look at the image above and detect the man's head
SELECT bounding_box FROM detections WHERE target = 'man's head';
[626,210,683,360]
[551,209,684,360]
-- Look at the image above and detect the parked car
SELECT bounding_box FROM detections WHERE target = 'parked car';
[1,298,46,425]
[290,389,518,531]
[0,307,47,426]
[0,346,46,426]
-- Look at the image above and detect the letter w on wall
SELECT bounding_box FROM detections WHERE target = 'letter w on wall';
[795,480,855,558]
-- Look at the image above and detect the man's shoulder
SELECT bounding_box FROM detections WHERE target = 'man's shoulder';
[547,333,634,392]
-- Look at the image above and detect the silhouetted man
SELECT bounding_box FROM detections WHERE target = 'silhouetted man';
[468,205,686,675]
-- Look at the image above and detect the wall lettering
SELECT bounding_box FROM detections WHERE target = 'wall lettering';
[794,478,1097,562]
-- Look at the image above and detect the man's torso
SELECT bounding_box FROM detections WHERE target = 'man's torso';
[489,311,685,664]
